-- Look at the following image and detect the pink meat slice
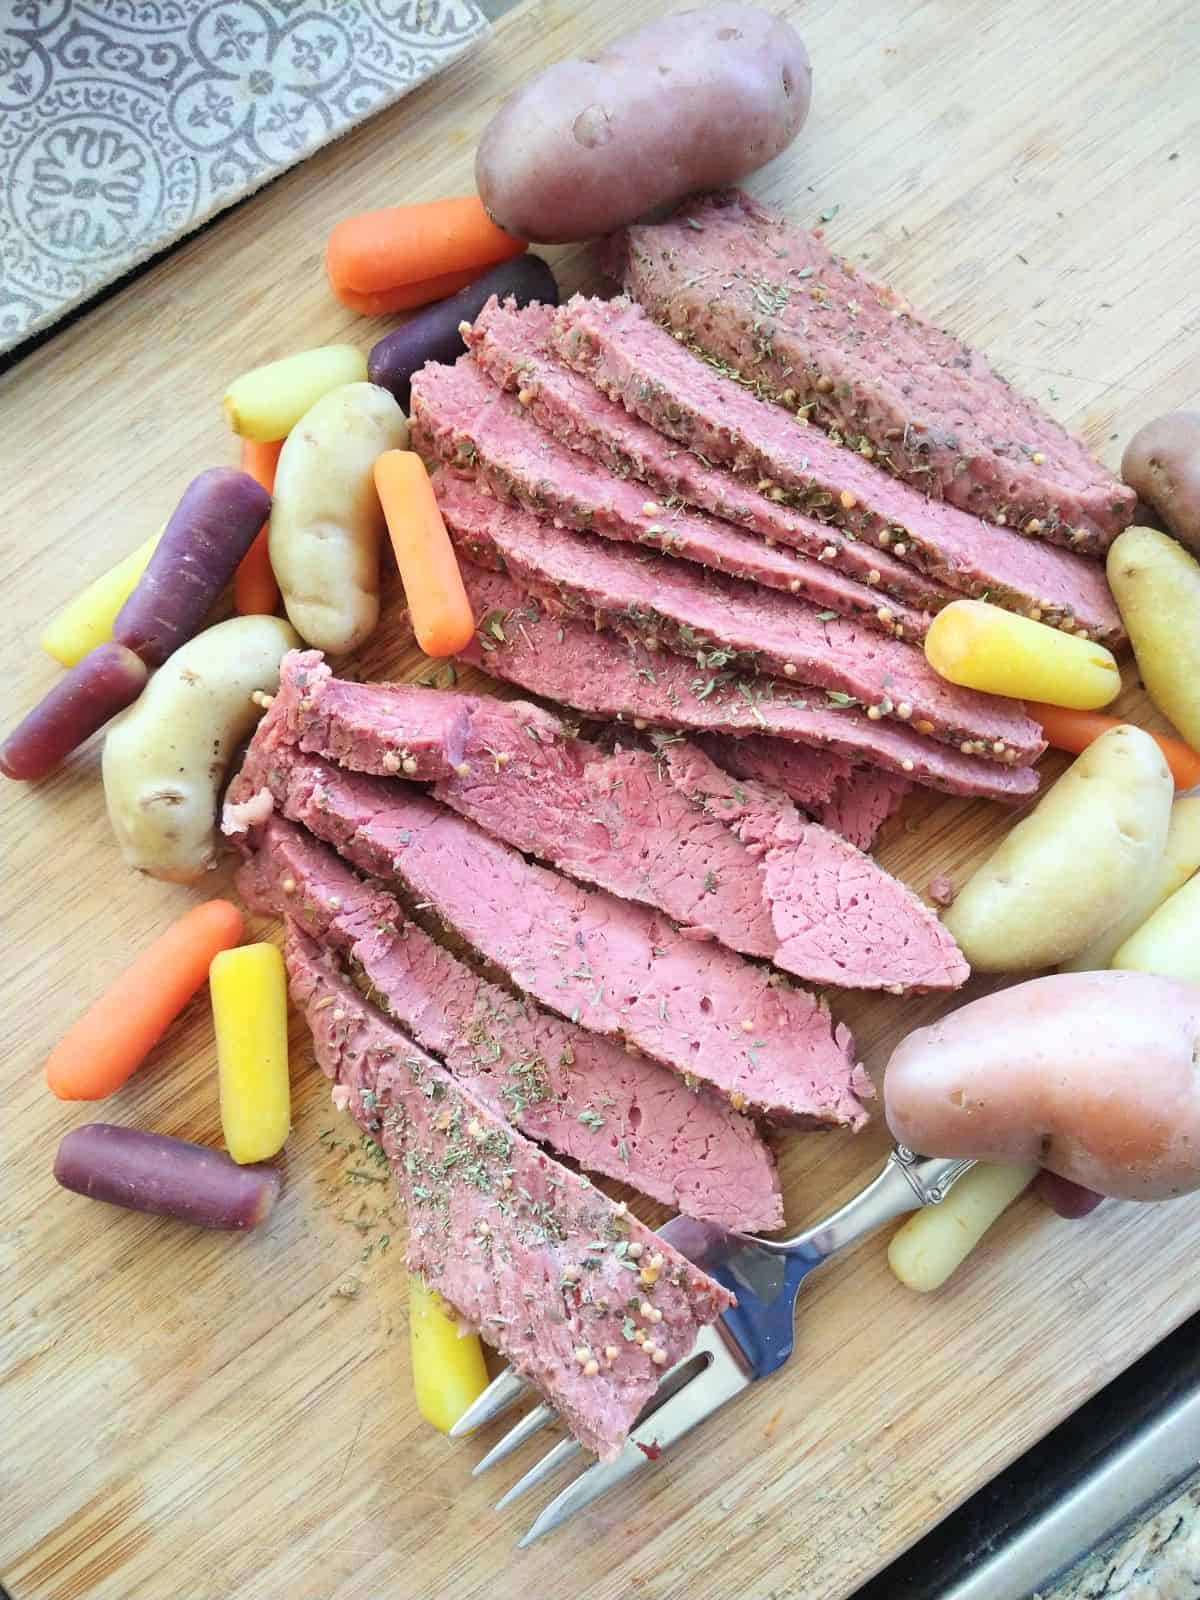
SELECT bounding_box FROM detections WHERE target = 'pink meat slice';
[230,734,871,1127]
[286,926,734,1460]
[410,355,928,642]
[697,735,853,809]
[607,190,1135,553]
[551,295,1124,645]
[464,295,943,625]
[238,819,782,1229]
[436,470,1044,765]
[458,559,1039,802]
[818,767,914,852]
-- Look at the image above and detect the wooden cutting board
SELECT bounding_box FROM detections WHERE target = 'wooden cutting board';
[2,1,1197,1596]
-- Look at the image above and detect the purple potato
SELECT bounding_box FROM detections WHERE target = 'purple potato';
[2,642,148,781]
[367,254,558,409]
[114,468,271,667]
[54,1124,280,1230]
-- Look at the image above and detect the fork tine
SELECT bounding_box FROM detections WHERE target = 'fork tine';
[449,1366,527,1437]
[517,1325,750,1548]
[494,1437,583,1510]
[472,1401,557,1477]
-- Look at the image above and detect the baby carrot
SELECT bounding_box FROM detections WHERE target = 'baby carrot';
[211,943,290,1164]
[47,900,244,1101]
[326,195,525,307]
[235,438,283,616]
[373,450,474,658]
[334,268,486,319]
[40,531,162,667]
[1030,703,1200,790]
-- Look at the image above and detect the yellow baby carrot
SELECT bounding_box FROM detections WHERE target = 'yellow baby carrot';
[40,531,162,667]
[222,344,367,442]
[210,942,291,1164]
[409,1275,489,1434]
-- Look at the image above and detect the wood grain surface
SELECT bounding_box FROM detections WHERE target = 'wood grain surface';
[2,2,1198,1597]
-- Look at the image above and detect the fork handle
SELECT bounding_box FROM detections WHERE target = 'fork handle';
[754,1146,976,1260]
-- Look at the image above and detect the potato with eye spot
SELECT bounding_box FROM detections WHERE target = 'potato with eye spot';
[943,725,1173,971]
[1122,411,1200,555]
[103,615,299,881]
[884,971,1200,1201]
[475,4,812,244]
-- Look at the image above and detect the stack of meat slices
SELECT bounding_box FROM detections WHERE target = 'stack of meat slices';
[407,190,1129,835]
[227,195,1131,1459]
[226,644,965,1455]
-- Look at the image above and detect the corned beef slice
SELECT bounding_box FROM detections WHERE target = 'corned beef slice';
[698,735,852,810]
[608,191,1135,554]
[260,663,966,991]
[464,296,943,625]
[457,558,1039,802]
[286,927,734,1460]
[818,767,914,852]
[233,738,870,1127]
[267,649,475,778]
[434,472,1044,765]
[550,296,1124,645]
[237,819,782,1229]
[409,355,928,641]
[655,741,965,991]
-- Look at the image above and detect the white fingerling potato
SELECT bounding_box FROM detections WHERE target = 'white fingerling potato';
[1063,794,1200,970]
[1111,873,1200,984]
[888,1163,1036,1293]
[103,615,299,881]
[269,382,409,654]
[943,725,1173,971]
[1107,525,1200,752]
[223,344,367,442]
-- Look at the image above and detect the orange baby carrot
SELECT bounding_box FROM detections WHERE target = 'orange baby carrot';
[335,268,488,318]
[235,438,283,616]
[326,195,525,306]
[47,900,245,1101]
[373,451,474,658]
[1029,703,1200,790]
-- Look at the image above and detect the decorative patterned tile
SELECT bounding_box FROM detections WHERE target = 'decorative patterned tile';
[0,0,490,352]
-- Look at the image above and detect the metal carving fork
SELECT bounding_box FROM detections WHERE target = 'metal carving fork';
[451,1145,975,1547]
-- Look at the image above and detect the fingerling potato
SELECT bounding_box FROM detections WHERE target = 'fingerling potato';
[475,4,812,243]
[1121,411,1200,556]
[884,970,1200,1200]
[103,615,299,881]
[1062,794,1200,971]
[943,725,1172,971]
[1107,525,1200,751]
[270,382,409,654]
[1112,872,1200,984]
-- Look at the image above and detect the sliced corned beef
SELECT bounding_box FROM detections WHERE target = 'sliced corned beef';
[696,735,852,810]
[458,559,1039,802]
[655,740,966,991]
[286,927,734,1460]
[231,736,870,1126]
[436,471,1044,765]
[257,662,965,991]
[695,735,908,850]
[607,191,1135,554]
[410,355,926,641]
[238,819,782,1229]
[817,767,913,852]
[268,649,475,778]
[464,295,944,626]
[551,296,1125,645]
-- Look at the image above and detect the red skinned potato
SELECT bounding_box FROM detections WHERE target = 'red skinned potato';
[884,972,1200,1202]
[1121,411,1200,556]
[475,4,812,243]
